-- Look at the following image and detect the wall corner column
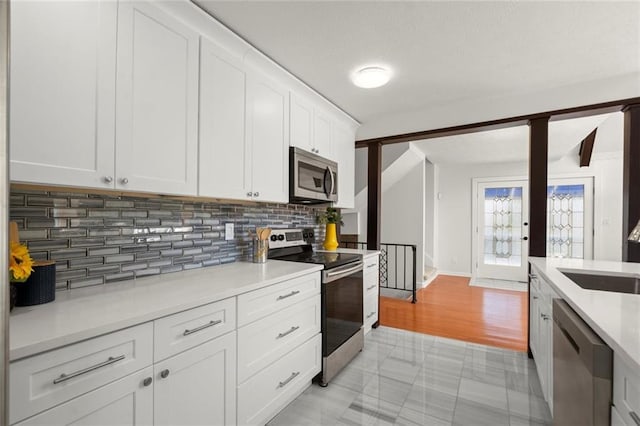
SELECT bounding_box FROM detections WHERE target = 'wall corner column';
[623,104,640,262]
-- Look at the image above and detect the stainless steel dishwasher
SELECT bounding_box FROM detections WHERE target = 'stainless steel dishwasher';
[553,299,612,426]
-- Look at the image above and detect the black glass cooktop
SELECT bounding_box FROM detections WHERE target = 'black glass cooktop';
[269,246,360,269]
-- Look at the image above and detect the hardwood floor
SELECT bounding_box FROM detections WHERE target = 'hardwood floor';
[379,274,528,352]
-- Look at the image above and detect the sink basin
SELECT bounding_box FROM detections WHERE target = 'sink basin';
[560,270,640,294]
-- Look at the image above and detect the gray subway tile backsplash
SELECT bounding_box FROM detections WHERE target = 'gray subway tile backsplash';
[10,189,321,290]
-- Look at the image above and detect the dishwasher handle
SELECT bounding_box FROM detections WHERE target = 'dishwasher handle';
[552,299,612,379]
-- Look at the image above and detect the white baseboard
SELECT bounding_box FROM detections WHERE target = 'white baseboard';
[436,270,472,278]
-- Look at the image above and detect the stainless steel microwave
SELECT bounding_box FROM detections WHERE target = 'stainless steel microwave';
[289,147,338,204]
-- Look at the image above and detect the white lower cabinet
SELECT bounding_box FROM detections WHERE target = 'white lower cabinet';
[613,353,640,426]
[237,334,322,426]
[363,254,380,334]
[237,271,322,425]
[10,272,322,425]
[529,265,556,412]
[154,331,236,426]
[14,367,154,426]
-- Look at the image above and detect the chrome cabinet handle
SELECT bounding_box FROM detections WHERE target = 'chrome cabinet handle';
[183,319,222,336]
[541,313,550,321]
[367,284,377,291]
[53,355,125,384]
[160,369,170,379]
[367,263,377,268]
[366,312,376,319]
[247,192,253,197]
[276,326,300,339]
[253,192,259,197]
[120,177,129,185]
[277,290,300,301]
[143,377,153,387]
[629,411,640,426]
[277,371,300,388]
[533,295,539,300]
[104,176,113,183]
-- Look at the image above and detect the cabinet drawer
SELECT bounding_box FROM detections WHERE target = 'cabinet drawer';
[364,292,379,329]
[10,322,153,425]
[237,272,320,327]
[237,333,321,426]
[364,274,379,297]
[238,295,320,383]
[613,353,640,426]
[364,256,379,275]
[154,297,236,362]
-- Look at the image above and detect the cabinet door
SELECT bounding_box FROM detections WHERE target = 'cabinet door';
[289,93,314,153]
[537,303,552,404]
[332,122,356,209]
[313,109,332,158]
[199,37,249,200]
[246,74,289,203]
[9,0,116,189]
[116,1,199,196]
[529,285,540,359]
[154,331,236,426]
[14,367,153,426]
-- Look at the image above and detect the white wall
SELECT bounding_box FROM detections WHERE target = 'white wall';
[381,150,425,285]
[424,161,437,269]
[435,114,624,275]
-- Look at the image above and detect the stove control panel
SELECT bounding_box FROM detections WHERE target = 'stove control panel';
[268,228,316,249]
[268,229,304,249]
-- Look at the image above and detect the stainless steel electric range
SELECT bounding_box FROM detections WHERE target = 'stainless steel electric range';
[268,228,364,386]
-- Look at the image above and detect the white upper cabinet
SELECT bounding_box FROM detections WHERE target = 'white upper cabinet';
[115,1,199,196]
[246,72,290,203]
[9,0,117,189]
[199,37,248,199]
[333,122,356,209]
[289,94,314,153]
[313,109,332,158]
[289,93,334,159]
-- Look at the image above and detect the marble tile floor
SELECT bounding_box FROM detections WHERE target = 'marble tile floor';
[268,326,551,426]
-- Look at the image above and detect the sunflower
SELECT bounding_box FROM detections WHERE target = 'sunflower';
[10,241,34,282]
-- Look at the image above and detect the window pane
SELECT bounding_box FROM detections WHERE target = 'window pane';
[547,184,584,259]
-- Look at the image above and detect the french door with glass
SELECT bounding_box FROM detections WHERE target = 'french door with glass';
[475,180,529,282]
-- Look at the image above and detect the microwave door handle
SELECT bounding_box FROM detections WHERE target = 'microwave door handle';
[329,166,336,196]
[323,167,332,197]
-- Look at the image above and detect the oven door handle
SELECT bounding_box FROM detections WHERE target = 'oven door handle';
[323,261,363,283]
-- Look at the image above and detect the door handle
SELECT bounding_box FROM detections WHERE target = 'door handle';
[522,236,528,241]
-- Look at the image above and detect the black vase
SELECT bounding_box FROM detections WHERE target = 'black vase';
[10,283,17,311]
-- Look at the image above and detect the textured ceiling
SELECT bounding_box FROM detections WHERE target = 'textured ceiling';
[195,1,640,135]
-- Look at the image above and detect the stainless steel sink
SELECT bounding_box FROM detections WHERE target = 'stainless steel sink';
[560,270,640,294]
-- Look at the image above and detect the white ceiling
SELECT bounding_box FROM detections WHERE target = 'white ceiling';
[412,112,621,164]
[195,0,640,137]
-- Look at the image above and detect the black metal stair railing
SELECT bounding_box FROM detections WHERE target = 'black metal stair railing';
[343,241,417,303]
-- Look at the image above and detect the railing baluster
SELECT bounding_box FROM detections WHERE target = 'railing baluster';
[351,241,417,303]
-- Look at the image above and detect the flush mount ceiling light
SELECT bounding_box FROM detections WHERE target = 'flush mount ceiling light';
[351,66,391,89]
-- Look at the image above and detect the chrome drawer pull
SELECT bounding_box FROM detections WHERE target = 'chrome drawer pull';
[367,312,376,319]
[277,326,300,339]
[276,290,300,301]
[277,371,300,388]
[183,319,222,336]
[630,411,640,426]
[53,355,125,384]
[367,284,377,291]
[533,295,539,300]
[367,263,377,268]
[529,274,537,280]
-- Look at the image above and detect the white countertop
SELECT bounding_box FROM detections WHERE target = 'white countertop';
[529,257,640,370]
[9,260,323,361]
